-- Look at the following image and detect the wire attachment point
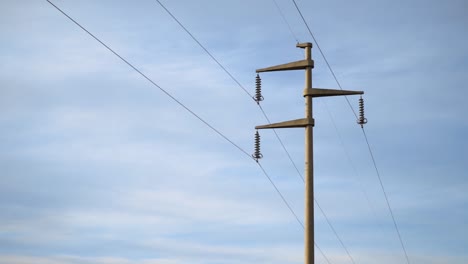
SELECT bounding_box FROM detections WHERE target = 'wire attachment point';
[357,96,368,128]
[252,130,263,162]
[253,74,264,104]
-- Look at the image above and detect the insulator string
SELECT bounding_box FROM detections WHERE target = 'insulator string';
[252,130,263,161]
[357,96,367,128]
[253,74,264,104]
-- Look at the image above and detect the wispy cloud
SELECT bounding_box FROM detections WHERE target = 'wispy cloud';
[1,0,467,263]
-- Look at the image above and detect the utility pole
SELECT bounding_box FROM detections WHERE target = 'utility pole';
[254,42,364,264]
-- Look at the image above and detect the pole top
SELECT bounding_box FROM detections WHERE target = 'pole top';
[296,42,312,49]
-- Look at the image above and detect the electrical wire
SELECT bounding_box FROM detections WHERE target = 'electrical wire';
[258,105,304,182]
[290,0,357,118]
[266,104,359,264]
[44,0,250,159]
[258,163,303,228]
[323,102,386,234]
[154,0,253,99]
[290,1,411,263]
[272,0,300,43]
[44,2,333,262]
[315,200,355,264]
[257,165,331,264]
[362,128,411,264]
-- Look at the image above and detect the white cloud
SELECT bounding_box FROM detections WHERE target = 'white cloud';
[1,0,467,263]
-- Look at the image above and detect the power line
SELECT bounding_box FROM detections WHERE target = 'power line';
[154,0,253,99]
[272,0,299,43]
[44,2,333,262]
[323,102,386,234]
[362,128,411,264]
[44,0,249,159]
[315,200,355,264]
[264,101,362,264]
[258,105,304,183]
[257,163,332,264]
[290,1,411,263]
[265,101,357,264]
[290,0,357,118]
[258,163,303,228]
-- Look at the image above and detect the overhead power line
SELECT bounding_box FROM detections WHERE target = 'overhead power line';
[323,103,386,234]
[258,105,304,182]
[272,0,300,43]
[315,200,355,264]
[290,1,411,263]
[290,0,357,118]
[44,1,332,262]
[362,128,411,264]
[257,163,332,264]
[44,0,248,158]
[154,0,253,99]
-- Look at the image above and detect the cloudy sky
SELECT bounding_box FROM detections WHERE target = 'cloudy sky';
[1,0,467,263]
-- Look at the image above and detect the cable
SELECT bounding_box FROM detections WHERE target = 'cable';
[265,105,357,264]
[315,242,332,264]
[290,1,411,263]
[315,200,355,264]
[362,128,411,264]
[154,0,253,99]
[44,0,252,159]
[257,163,303,228]
[257,164,331,264]
[259,105,305,182]
[290,0,357,118]
[272,0,300,43]
[323,102,386,234]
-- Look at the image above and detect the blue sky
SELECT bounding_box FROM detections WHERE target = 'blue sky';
[1,0,467,263]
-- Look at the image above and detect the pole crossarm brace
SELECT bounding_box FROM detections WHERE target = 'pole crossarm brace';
[303,88,363,98]
[256,42,314,73]
[256,118,314,129]
[256,59,314,72]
